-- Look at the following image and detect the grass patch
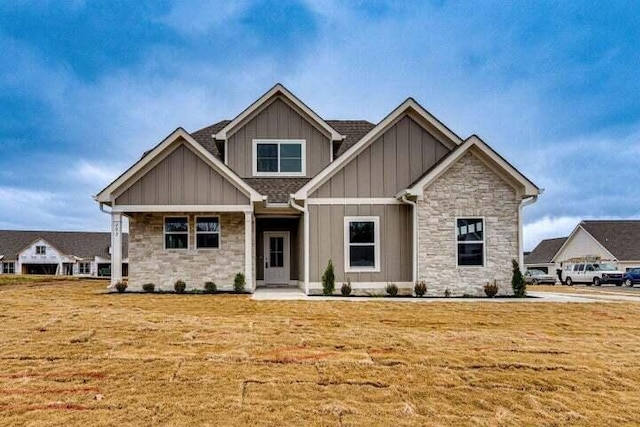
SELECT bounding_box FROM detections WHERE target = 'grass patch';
[1,280,640,425]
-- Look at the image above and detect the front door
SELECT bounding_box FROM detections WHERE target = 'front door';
[264,232,290,285]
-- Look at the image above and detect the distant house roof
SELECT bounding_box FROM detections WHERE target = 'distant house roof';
[525,237,568,265]
[0,231,128,261]
[580,220,640,261]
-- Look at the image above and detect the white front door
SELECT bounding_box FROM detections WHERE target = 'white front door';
[264,232,290,285]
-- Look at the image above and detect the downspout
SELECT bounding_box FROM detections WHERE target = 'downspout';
[289,196,309,295]
[399,191,418,286]
[519,194,540,272]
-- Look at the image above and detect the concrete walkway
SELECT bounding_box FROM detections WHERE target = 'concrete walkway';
[251,287,635,303]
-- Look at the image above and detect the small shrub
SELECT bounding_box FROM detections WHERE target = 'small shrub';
[322,259,335,296]
[174,279,186,294]
[444,288,451,298]
[414,281,426,297]
[142,283,155,293]
[386,283,398,297]
[234,272,246,293]
[115,281,127,293]
[340,279,352,296]
[484,280,499,298]
[204,281,217,293]
[512,259,526,298]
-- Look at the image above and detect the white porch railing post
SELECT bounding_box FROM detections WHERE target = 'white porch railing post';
[111,212,123,287]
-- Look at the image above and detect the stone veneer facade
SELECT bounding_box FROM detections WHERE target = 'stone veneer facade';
[128,212,245,291]
[417,151,520,296]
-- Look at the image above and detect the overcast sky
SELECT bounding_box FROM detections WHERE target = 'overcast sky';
[1,1,639,250]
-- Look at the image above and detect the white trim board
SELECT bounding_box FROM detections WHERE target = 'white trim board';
[307,198,402,205]
[94,128,263,204]
[111,205,253,213]
[214,84,343,141]
[405,135,540,199]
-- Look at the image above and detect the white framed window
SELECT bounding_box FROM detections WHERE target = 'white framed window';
[456,217,485,267]
[36,245,46,255]
[252,139,306,177]
[79,262,91,274]
[344,216,380,272]
[164,216,189,250]
[2,262,15,274]
[196,216,220,249]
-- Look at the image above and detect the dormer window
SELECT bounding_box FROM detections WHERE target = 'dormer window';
[253,140,306,177]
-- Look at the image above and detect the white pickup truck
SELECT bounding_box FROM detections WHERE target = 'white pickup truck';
[563,262,625,286]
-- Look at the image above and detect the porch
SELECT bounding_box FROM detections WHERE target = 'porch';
[255,216,303,289]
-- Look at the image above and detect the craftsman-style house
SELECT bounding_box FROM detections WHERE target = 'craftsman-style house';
[95,84,540,295]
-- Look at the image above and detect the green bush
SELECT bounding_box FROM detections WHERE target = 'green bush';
[414,281,426,297]
[142,283,155,293]
[385,283,398,297]
[204,281,217,293]
[340,279,352,296]
[174,279,186,294]
[115,281,127,293]
[511,259,526,298]
[234,272,246,293]
[322,259,335,296]
[484,280,499,298]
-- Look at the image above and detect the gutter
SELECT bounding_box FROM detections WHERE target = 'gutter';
[399,190,418,286]
[289,196,309,295]
[519,192,541,272]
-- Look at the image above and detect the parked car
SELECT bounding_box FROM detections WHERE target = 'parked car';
[563,262,625,286]
[524,269,557,285]
[623,268,640,287]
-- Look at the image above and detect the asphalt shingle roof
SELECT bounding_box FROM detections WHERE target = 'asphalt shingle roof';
[0,231,128,261]
[580,220,640,261]
[326,120,376,157]
[243,178,310,203]
[524,237,568,265]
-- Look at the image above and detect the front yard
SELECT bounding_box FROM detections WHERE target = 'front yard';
[1,279,640,426]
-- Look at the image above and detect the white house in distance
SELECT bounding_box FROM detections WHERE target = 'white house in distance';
[525,220,640,273]
[0,230,128,277]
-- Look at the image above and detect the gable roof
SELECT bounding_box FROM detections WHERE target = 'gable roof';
[579,220,640,261]
[524,237,568,264]
[294,98,464,199]
[404,135,540,198]
[0,230,128,261]
[213,84,344,141]
[95,127,262,204]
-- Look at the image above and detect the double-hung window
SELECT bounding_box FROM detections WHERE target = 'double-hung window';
[196,217,220,249]
[345,217,380,272]
[253,140,305,176]
[165,217,189,249]
[79,262,91,274]
[456,218,484,266]
[2,262,15,274]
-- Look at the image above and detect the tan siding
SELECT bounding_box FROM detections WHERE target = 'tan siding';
[115,143,249,206]
[311,114,452,198]
[227,97,332,178]
[308,204,412,284]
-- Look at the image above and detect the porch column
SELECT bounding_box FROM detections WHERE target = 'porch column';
[111,212,123,287]
[244,211,254,291]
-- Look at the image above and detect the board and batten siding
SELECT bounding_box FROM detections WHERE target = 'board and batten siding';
[308,204,413,284]
[115,142,249,206]
[226,97,332,178]
[310,114,451,198]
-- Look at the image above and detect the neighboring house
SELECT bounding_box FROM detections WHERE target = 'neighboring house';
[95,84,540,296]
[0,230,128,277]
[524,237,568,273]
[525,220,640,273]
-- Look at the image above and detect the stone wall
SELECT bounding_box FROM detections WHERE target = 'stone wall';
[417,151,520,296]
[128,212,246,291]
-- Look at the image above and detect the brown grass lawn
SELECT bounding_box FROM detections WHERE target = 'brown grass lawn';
[1,280,640,426]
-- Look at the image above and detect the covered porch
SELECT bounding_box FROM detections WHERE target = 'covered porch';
[255,215,303,289]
